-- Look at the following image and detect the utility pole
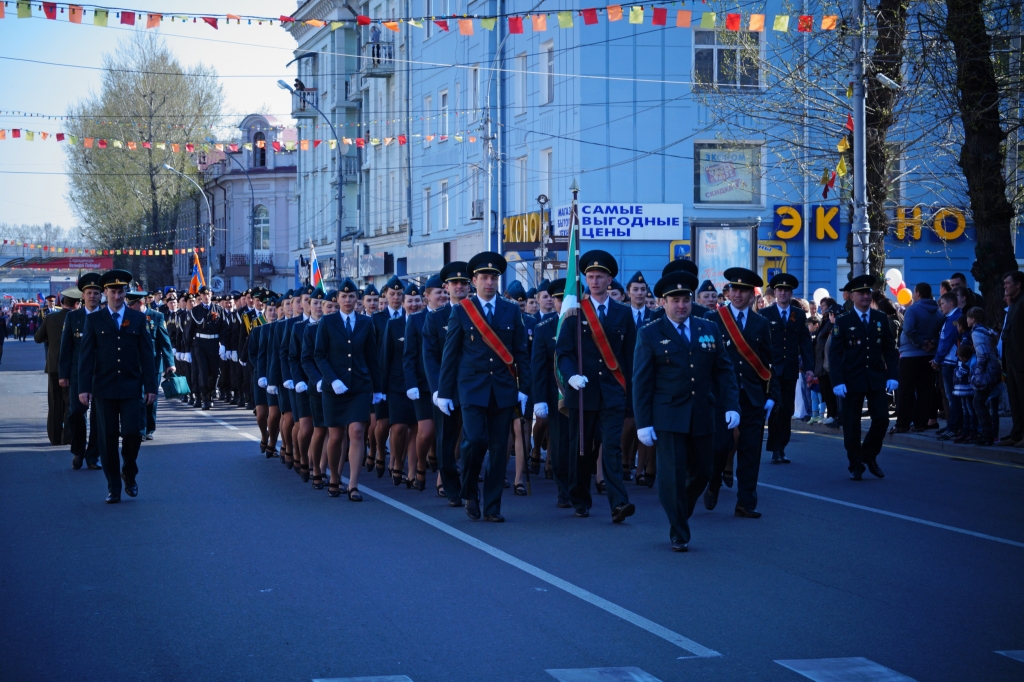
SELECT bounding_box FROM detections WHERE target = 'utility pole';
[851,0,870,278]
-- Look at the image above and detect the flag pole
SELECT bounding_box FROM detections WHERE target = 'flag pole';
[570,179,585,460]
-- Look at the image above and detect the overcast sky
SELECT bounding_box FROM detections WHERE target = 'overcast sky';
[0,1,301,229]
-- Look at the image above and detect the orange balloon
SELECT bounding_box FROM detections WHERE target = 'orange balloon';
[897,288,912,305]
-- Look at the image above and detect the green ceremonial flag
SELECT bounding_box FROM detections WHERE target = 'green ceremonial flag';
[555,191,580,401]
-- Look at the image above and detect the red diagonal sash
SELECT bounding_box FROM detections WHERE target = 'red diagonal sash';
[717,305,772,381]
[581,299,627,390]
[459,298,516,378]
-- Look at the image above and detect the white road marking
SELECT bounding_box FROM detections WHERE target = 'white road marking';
[775,657,917,681]
[996,650,1024,664]
[214,420,238,430]
[344,476,719,658]
[546,667,663,681]
[760,483,1024,549]
[312,677,413,682]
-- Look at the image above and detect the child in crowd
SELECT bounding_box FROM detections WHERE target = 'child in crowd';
[806,317,824,422]
[966,307,1002,446]
[953,340,976,443]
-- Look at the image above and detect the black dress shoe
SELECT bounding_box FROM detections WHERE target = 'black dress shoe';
[556,499,572,509]
[777,451,790,463]
[866,460,885,478]
[596,480,607,495]
[121,473,138,497]
[703,488,718,510]
[574,508,590,518]
[105,493,121,504]
[86,462,102,470]
[671,541,689,552]
[72,456,83,470]
[722,471,734,488]
[623,469,634,482]
[484,514,505,523]
[466,499,481,521]
[448,498,464,508]
[734,506,761,518]
[611,502,636,524]
[849,468,864,481]
[770,451,784,463]
[145,433,154,441]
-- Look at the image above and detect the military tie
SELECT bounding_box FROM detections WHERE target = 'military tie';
[598,303,606,323]
[862,312,870,327]
[680,321,690,343]
[635,310,643,328]
[485,302,494,325]
[346,315,353,334]
[737,310,745,330]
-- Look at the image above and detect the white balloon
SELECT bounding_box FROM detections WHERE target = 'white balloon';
[813,288,829,304]
[885,268,902,288]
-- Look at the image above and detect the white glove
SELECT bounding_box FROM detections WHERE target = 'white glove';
[317,380,322,393]
[637,426,657,447]
[332,379,347,395]
[432,390,439,406]
[437,398,454,415]
[267,385,278,395]
[406,387,420,400]
[833,384,847,398]
[230,351,238,361]
[725,411,740,429]
[373,392,385,404]
[518,392,528,414]
[239,361,246,367]
[184,353,192,363]
[886,380,899,391]
[219,344,226,360]
[258,377,268,388]
[764,399,775,417]
[171,347,177,356]
[568,374,588,390]
[295,381,307,393]
[534,402,548,418]
[284,380,294,390]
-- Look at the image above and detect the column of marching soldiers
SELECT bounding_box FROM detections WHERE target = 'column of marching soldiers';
[56,249,898,552]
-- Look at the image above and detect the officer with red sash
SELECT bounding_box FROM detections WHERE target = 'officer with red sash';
[703,267,782,518]
[436,252,530,522]
[556,250,637,523]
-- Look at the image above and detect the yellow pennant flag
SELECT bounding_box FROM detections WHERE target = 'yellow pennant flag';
[94,9,108,26]
[285,141,296,151]
[331,21,346,30]
[112,139,123,148]
[17,1,31,19]
[700,12,716,28]
[328,139,337,149]
[480,17,496,30]
[558,10,574,28]
[846,82,853,98]
[25,131,34,141]
[629,6,644,24]
[837,137,850,152]
[243,142,252,150]
[773,15,789,31]
[68,135,78,145]
[836,156,848,177]
[156,142,166,150]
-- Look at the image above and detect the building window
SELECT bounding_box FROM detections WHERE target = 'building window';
[424,95,432,144]
[440,179,449,230]
[540,148,552,202]
[253,132,266,167]
[440,90,449,138]
[515,53,528,115]
[424,187,432,234]
[254,205,270,251]
[693,30,760,90]
[693,142,763,205]
[516,156,528,213]
[470,65,480,121]
[541,42,555,105]
[469,164,480,218]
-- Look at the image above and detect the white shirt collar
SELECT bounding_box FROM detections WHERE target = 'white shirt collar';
[477,292,495,305]
[590,292,610,307]
[777,304,789,315]
[107,303,125,317]
[669,316,690,333]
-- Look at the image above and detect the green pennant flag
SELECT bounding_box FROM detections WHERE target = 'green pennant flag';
[94,9,109,26]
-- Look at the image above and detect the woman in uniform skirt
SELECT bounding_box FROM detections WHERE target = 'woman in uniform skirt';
[289,289,316,482]
[250,292,271,455]
[381,285,423,488]
[258,298,281,458]
[302,291,331,489]
[273,291,296,468]
[315,279,383,500]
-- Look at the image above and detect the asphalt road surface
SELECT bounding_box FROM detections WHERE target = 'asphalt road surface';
[2,340,1022,682]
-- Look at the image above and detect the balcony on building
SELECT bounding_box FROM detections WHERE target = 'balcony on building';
[290,88,319,117]
[345,75,364,103]
[361,41,395,78]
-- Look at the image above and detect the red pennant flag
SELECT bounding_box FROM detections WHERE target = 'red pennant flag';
[798,15,813,32]
[652,7,667,25]
[98,139,107,148]
[142,141,151,149]
[121,11,135,25]
[229,143,239,152]
[725,13,741,30]
[845,113,854,131]
[56,133,65,142]
[356,138,366,148]
[398,135,407,145]
[435,19,450,31]
[202,17,218,29]
[313,140,322,148]
[357,15,371,25]
[43,2,57,19]
[272,141,282,152]
[185,143,194,152]
[12,129,20,139]
[279,15,295,23]
[509,16,523,33]
[583,8,599,24]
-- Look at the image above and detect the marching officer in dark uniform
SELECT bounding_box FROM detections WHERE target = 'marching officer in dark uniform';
[633,271,739,551]
[404,274,444,481]
[650,259,708,320]
[185,286,225,409]
[436,252,530,522]
[761,273,815,463]
[422,262,470,506]
[696,279,718,311]
[505,279,537,483]
[828,274,900,480]
[531,277,571,507]
[59,272,104,470]
[127,291,174,440]
[235,290,254,409]
[36,287,78,445]
[556,250,637,523]
[370,276,406,475]
[622,270,653,483]
[703,267,781,518]
[77,270,158,504]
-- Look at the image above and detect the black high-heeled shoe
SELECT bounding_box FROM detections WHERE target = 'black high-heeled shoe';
[327,481,342,497]
[392,468,403,486]
[413,469,426,491]
[375,458,386,478]
[311,474,325,490]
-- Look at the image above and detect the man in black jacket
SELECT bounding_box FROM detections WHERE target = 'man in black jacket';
[77,270,158,503]
[36,288,78,445]
[59,273,104,470]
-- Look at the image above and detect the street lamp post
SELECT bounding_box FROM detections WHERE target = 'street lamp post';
[164,163,213,287]
[278,79,345,286]
[208,138,256,288]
